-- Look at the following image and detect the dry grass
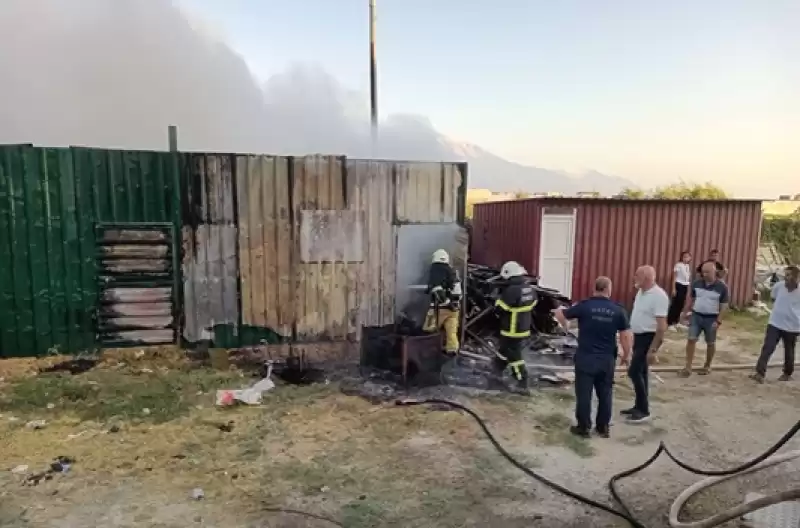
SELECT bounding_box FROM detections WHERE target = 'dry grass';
[0,310,791,527]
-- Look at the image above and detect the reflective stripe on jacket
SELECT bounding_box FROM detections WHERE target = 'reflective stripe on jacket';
[495,277,537,338]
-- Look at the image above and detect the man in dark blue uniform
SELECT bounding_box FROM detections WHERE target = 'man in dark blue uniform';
[555,276,632,438]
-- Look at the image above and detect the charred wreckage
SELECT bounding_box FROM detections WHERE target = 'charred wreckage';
[361,262,577,392]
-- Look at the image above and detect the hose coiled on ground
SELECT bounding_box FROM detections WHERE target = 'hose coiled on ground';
[396,398,800,528]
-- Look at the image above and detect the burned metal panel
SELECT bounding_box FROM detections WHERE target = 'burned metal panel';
[394,223,467,315]
[182,154,240,344]
[395,162,464,223]
[300,210,364,263]
[291,155,357,341]
[96,224,177,346]
[347,159,396,328]
[235,155,293,343]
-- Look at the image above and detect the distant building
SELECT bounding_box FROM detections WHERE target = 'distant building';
[763,196,800,216]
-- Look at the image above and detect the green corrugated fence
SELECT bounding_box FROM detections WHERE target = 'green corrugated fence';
[0,145,181,357]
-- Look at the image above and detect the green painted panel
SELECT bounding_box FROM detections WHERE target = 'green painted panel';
[0,145,184,357]
[43,149,68,353]
[72,147,99,353]
[0,148,15,356]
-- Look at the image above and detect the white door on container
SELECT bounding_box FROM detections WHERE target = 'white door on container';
[538,213,576,298]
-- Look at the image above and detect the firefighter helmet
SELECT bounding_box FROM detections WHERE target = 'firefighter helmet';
[432,249,450,264]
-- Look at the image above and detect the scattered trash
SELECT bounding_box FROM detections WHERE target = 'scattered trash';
[216,421,234,433]
[8,416,19,422]
[142,408,151,416]
[139,368,154,374]
[108,424,121,434]
[216,364,275,406]
[134,350,145,359]
[26,420,47,430]
[50,456,74,473]
[11,465,28,474]
[46,403,55,409]
[21,456,76,486]
[39,358,98,375]
[320,485,330,493]
[191,488,205,500]
[67,431,90,440]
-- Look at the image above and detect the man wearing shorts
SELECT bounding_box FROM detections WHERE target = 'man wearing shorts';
[679,261,729,376]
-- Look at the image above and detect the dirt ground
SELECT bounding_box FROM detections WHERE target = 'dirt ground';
[0,310,798,528]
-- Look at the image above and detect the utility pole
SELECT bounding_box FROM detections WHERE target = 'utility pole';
[369,0,378,137]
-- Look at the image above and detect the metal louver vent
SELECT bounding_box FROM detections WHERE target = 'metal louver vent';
[96,223,178,347]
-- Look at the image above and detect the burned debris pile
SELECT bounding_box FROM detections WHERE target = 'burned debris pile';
[360,263,579,391]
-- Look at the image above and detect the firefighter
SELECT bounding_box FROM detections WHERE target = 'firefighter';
[422,249,462,354]
[494,261,537,389]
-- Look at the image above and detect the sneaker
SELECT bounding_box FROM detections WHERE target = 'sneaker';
[619,407,636,416]
[626,410,651,424]
[778,374,793,382]
[594,427,610,438]
[569,426,591,439]
[749,372,765,384]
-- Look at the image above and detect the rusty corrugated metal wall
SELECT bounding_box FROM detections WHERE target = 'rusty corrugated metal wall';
[472,198,762,309]
[0,145,181,357]
[184,155,467,347]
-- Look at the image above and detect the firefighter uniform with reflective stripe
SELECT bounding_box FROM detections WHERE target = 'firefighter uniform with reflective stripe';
[495,276,537,387]
[423,254,462,354]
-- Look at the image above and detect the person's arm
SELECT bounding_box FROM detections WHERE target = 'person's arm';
[672,263,680,294]
[616,309,633,365]
[771,281,782,301]
[648,292,670,362]
[716,284,730,326]
[554,302,582,329]
[682,282,696,315]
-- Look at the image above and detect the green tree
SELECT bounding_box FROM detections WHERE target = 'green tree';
[513,190,532,199]
[618,182,729,199]
[619,187,646,198]
[652,182,729,199]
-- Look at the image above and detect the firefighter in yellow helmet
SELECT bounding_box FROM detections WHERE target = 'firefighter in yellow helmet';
[494,261,537,389]
[422,249,462,354]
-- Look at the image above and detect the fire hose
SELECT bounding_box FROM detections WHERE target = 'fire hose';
[395,398,800,528]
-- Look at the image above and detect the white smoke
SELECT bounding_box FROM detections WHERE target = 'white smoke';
[0,0,453,160]
[0,0,631,193]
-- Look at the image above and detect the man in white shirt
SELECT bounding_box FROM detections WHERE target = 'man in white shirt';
[750,265,799,383]
[623,266,670,424]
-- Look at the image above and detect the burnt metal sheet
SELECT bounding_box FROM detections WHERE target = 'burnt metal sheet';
[347,160,396,328]
[96,223,178,347]
[300,210,364,263]
[235,155,293,342]
[182,154,240,344]
[473,198,763,309]
[395,223,467,314]
[395,162,465,224]
[291,155,355,341]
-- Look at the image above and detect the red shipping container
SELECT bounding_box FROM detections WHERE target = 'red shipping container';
[471,198,762,309]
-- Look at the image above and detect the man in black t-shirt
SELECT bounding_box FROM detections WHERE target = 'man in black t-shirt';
[696,249,726,280]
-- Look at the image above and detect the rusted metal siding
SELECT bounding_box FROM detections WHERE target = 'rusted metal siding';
[96,225,177,346]
[347,159,396,327]
[471,199,542,272]
[395,162,463,223]
[228,156,466,345]
[472,198,762,309]
[561,199,762,309]
[181,154,239,344]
